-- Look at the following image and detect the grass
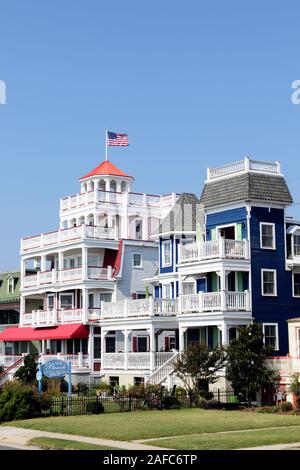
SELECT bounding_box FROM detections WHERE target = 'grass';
[28,437,120,451]
[147,427,300,450]
[5,408,300,442]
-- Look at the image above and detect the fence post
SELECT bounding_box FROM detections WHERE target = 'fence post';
[61,396,64,415]
[189,389,193,408]
[129,394,132,412]
[217,388,220,404]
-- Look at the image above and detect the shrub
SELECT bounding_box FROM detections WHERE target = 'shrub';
[161,394,182,410]
[14,354,38,384]
[197,400,241,410]
[86,400,104,414]
[280,401,293,412]
[256,406,279,413]
[198,390,214,401]
[0,381,41,423]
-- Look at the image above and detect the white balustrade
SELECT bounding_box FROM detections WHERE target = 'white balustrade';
[179,238,249,263]
[102,353,125,369]
[43,231,59,246]
[127,299,151,317]
[101,298,178,319]
[203,292,222,311]
[180,291,250,314]
[87,266,109,279]
[23,274,38,288]
[127,353,150,369]
[101,301,126,319]
[207,158,280,181]
[40,353,90,368]
[61,267,83,282]
[155,352,174,368]
[0,355,23,368]
[85,225,116,240]
[59,308,83,322]
[154,299,178,315]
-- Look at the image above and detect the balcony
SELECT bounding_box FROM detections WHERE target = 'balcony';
[101,298,179,320]
[180,291,251,314]
[22,308,101,326]
[102,351,175,371]
[60,190,179,213]
[22,265,114,289]
[21,224,117,253]
[179,239,249,264]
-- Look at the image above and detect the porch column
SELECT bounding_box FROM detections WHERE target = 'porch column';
[88,327,93,369]
[82,288,88,322]
[179,326,187,352]
[123,330,129,370]
[19,295,26,326]
[20,258,25,289]
[143,215,149,240]
[148,326,156,372]
[219,322,228,346]
[219,268,227,311]
[82,246,88,280]
[41,255,47,272]
[58,251,64,283]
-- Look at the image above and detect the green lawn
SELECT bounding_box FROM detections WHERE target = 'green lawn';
[29,437,120,451]
[6,408,300,443]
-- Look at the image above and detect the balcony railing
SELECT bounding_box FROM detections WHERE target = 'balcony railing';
[0,353,90,369]
[21,224,117,252]
[22,308,102,326]
[207,157,281,181]
[179,238,249,264]
[180,291,251,313]
[101,351,174,371]
[60,190,179,212]
[101,298,179,320]
[22,266,114,289]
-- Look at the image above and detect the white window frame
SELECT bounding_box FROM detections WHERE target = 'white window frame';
[132,253,143,268]
[260,222,276,250]
[263,323,279,351]
[7,277,14,294]
[47,293,55,311]
[293,233,300,257]
[162,239,172,267]
[293,272,300,298]
[216,223,237,239]
[59,293,74,310]
[261,269,277,296]
[297,328,300,357]
[163,284,172,299]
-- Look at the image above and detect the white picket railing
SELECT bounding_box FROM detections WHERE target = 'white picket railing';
[179,238,249,263]
[21,224,117,252]
[22,308,92,326]
[101,352,174,371]
[180,291,250,314]
[207,158,281,180]
[148,352,180,385]
[101,298,178,319]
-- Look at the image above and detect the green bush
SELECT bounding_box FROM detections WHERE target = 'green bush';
[161,394,182,410]
[280,401,293,412]
[14,354,38,384]
[197,400,241,410]
[0,381,41,423]
[86,400,104,414]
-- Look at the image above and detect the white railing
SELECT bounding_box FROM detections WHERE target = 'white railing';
[23,265,113,289]
[148,352,180,385]
[40,353,90,369]
[207,158,281,180]
[102,353,125,369]
[0,355,23,368]
[101,298,178,319]
[155,352,175,368]
[179,238,249,263]
[180,291,250,314]
[60,190,180,212]
[127,353,150,369]
[21,224,117,252]
[22,308,88,326]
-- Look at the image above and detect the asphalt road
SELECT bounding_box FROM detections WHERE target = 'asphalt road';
[0,444,27,450]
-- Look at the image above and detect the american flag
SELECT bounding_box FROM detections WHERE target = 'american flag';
[107,131,129,146]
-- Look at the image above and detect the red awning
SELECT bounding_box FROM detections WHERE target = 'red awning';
[0,324,89,341]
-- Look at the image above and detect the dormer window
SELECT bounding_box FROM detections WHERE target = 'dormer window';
[7,277,15,294]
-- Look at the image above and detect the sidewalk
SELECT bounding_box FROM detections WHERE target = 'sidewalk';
[0,426,170,450]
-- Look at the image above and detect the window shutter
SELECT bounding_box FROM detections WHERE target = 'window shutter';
[165,337,170,352]
[211,228,217,241]
[132,337,137,352]
[236,223,243,241]
[237,272,244,292]
[132,292,137,300]
[211,272,219,292]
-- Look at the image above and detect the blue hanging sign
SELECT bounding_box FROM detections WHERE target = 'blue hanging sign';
[42,359,69,379]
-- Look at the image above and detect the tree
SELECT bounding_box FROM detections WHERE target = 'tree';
[173,343,227,397]
[226,323,279,406]
[289,373,300,408]
[14,354,38,384]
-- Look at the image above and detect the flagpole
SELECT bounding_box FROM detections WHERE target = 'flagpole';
[105,130,108,161]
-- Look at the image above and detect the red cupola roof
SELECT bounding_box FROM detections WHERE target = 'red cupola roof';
[79,160,134,181]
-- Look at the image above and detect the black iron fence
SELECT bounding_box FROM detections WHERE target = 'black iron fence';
[40,388,238,417]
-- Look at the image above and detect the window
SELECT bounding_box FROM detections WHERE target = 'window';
[162,240,171,267]
[263,324,279,350]
[294,235,300,256]
[261,269,277,296]
[132,253,142,268]
[47,294,55,311]
[93,337,101,359]
[293,273,300,297]
[88,294,94,309]
[135,219,143,240]
[260,223,276,249]
[137,337,148,352]
[60,293,73,309]
[134,377,144,386]
[7,277,14,294]
[106,336,116,353]
[109,376,119,387]
[169,336,176,350]
[163,284,171,299]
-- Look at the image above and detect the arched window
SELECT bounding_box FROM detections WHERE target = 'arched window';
[99,179,106,191]
[62,220,68,229]
[110,180,117,192]
[121,181,127,192]
[87,214,94,226]
[90,181,95,191]
[82,183,87,193]
[135,219,143,240]
[78,216,85,226]
[70,218,77,228]
[7,277,15,294]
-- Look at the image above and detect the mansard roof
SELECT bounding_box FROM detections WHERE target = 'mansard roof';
[158,193,199,234]
[199,173,293,209]
[79,160,134,181]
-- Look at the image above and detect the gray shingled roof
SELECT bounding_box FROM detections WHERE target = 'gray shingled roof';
[158,193,199,234]
[200,173,293,208]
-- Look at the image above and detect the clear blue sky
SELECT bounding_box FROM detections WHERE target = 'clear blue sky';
[1,0,300,270]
